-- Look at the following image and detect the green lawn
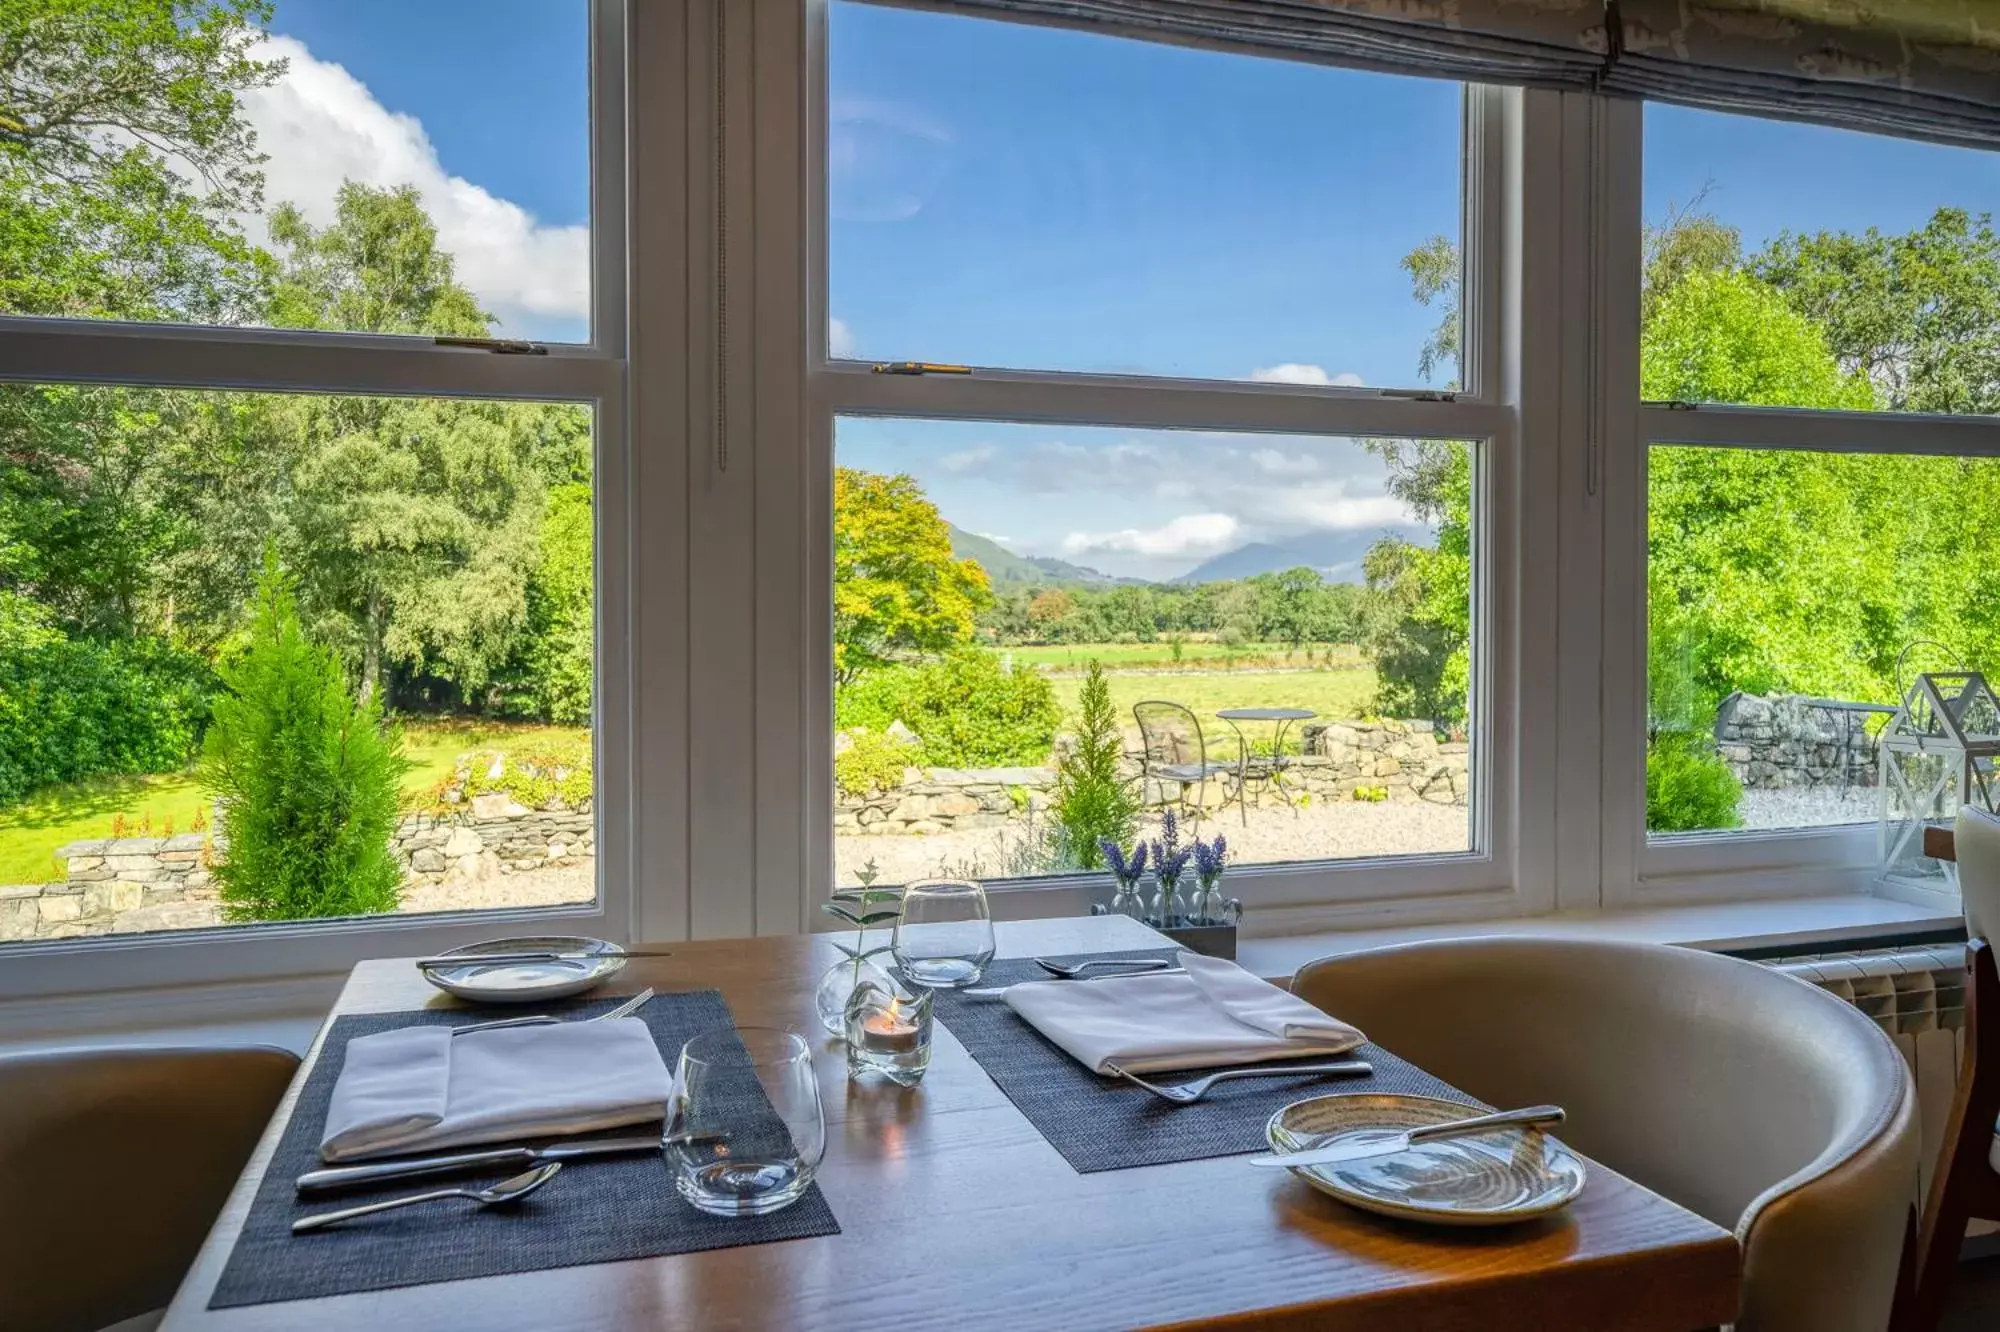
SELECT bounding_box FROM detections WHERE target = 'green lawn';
[0,719,588,886]
[1049,665,1379,745]
[1006,641,1364,672]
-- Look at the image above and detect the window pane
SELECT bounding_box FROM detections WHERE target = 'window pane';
[1642,104,2000,414]
[3,0,591,342]
[1,386,596,941]
[827,2,1464,387]
[833,417,1475,891]
[1644,444,2000,840]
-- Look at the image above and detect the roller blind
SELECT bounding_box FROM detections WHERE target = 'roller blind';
[901,0,2000,148]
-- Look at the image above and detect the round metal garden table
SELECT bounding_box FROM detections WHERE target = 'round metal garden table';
[1215,707,1317,822]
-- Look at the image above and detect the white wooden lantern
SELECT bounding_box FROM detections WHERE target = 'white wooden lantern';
[1878,670,2000,891]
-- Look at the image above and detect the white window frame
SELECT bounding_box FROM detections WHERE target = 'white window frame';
[1600,102,2000,913]
[0,0,664,1004]
[726,0,1584,932]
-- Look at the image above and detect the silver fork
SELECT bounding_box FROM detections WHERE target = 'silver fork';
[1106,1059,1374,1104]
[453,986,655,1037]
[1034,956,1176,978]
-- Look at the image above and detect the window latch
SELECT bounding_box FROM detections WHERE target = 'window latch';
[434,336,549,356]
[870,361,973,376]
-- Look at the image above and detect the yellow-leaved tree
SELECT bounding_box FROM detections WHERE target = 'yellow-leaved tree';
[832,468,991,684]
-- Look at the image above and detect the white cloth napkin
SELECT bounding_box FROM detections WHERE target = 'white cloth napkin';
[319,1018,672,1162]
[1004,951,1366,1075]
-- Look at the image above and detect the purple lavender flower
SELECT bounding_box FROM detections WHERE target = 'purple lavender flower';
[1193,833,1229,888]
[1154,844,1192,890]
[1158,808,1180,859]
[1100,838,1147,885]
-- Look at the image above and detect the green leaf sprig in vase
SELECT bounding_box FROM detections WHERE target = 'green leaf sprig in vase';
[814,859,905,1034]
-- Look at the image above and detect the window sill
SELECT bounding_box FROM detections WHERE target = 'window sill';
[1237,893,1966,981]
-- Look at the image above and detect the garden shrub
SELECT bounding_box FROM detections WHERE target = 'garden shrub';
[0,625,214,808]
[442,734,594,811]
[1645,731,1743,833]
[834,729,912,798]
[834,649,1060,767]
[1050,660,1138,869]
[202,555,408,922]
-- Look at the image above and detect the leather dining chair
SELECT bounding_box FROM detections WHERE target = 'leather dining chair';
[1292,936,1918,1332]
[0,1044,299,1332]
[1899,807,2000,1331]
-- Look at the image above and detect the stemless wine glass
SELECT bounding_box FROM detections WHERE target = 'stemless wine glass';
[665,1027,826,1217]
[891,877,996,988]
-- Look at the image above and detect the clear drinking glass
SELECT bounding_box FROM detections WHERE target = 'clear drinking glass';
[891,878,996,988]
[666,1027,826,1217]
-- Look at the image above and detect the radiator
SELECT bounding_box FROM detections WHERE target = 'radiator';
[1765,944,1999,1240]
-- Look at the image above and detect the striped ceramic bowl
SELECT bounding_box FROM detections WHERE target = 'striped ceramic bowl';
[1265,1092,1586,1226]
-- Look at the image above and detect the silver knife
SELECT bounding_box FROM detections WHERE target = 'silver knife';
[1246,1104,1565,1169]
[295,1131,723,1193]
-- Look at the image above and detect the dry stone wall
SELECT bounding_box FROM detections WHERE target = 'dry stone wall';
[0,794,597,942]
[834,719,1469,837]
[1711,692,1886,790]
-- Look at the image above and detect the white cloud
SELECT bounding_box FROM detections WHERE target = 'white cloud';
[940,445,996,473]
[240,36,588,335]
[1062,513,1240,558]
[1251,448,1320,478]
[829,317,857,358]
[1260,489,1415,531]
[1247,363,1367,388]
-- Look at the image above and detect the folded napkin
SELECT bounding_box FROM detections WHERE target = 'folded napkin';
[1004,951,1365,1075]
[320,1018,672,1162]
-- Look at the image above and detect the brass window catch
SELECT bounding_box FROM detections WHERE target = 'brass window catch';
[870,361,972,375]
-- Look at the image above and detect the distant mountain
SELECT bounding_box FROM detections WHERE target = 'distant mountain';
[1172,527,1427,585]
[947,524,1142,588]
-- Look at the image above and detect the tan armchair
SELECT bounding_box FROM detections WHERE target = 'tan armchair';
[0,1045,299,1332]
[1293,936,1917,1332]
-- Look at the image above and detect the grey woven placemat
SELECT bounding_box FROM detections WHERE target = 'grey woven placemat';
[926,950,1481,1174]
[209,989,839,1310]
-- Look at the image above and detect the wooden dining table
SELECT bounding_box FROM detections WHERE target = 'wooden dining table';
[163,915,1741,1331]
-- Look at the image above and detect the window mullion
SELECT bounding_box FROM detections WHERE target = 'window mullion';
[1641,403,2000,457]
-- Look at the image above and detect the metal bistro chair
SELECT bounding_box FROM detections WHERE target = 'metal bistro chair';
[1131,700,1238,825]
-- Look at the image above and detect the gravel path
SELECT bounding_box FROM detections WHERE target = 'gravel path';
[1738,786,1878,831]
[836,802,1472,887]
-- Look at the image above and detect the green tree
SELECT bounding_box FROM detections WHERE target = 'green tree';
[201,552,408,921]
[833,467,991,682]
[1050,659,1139,870]
[265,184,574,704]
[1251,566,1333,650]
[0,0,279,325]
[1752,207,2000,414]
[517,482,594,723]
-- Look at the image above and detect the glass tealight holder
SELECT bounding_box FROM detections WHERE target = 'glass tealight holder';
[843,977,934,1087]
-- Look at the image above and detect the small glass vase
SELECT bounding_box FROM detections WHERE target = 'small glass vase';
[1106,880,1146,920]
[1187,883,1221,926]
[814,956,893,1035]
[1150,878,1189,929]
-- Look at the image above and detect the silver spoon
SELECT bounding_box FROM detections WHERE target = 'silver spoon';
[1035,957,1175,978]
[1105,1060,1375,1104]
[291,1161,562,1233]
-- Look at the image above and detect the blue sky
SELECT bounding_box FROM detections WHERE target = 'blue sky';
[252,1,1999,581]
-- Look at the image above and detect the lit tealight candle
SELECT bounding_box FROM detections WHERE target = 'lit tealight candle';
[860,997,921,1054]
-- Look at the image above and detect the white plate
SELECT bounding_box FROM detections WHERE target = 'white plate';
[1265,1092,1586,1227]
[420,936,627,1004]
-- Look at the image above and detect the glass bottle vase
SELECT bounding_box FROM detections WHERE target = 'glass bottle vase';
[1107,881,1146,920]
[813,956,894,1035]
[1149,880,1188,929]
